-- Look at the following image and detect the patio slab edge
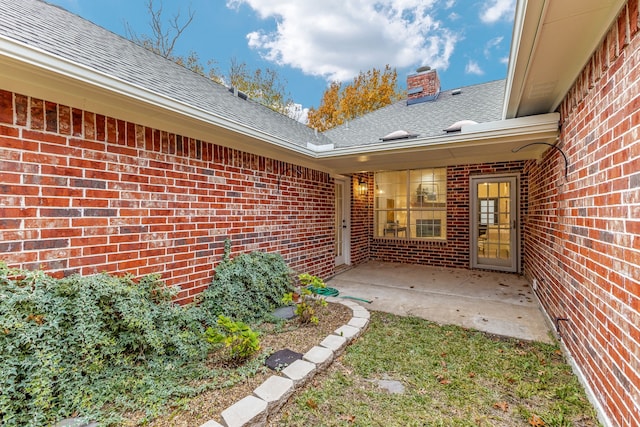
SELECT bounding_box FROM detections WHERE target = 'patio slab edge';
[202,298,369,427]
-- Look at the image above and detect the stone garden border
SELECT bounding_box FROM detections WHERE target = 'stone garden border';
[201,297,370,427]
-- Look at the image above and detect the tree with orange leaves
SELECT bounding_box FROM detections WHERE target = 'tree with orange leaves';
[307,65,404,131]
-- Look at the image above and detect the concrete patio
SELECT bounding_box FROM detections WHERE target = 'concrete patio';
[327,261,553,343]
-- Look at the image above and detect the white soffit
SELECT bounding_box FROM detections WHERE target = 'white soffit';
[505,0,626,119]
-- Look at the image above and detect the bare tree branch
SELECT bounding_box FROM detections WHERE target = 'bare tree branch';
[125,0,194,59]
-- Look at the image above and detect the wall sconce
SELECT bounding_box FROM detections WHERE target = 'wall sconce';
[357,177,368,196]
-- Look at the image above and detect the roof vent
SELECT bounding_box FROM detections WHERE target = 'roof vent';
[229,86,248,101]
[380,130,419,141]
[452,89,462,95]
[443,120,477,133]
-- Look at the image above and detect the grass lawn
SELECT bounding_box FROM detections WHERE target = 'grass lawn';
[271,312,600,427]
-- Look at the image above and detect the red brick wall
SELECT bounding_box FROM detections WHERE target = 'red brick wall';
[407,69,441,101]
[0,90,335,304]
[349,173,372,266]
[365,162,528,270]
[524,1,640,425]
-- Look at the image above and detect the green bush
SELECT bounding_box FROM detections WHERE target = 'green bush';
[199,240,293,323]
[0,242,299,425]
[206,315,261,360]
[0,263,209,427]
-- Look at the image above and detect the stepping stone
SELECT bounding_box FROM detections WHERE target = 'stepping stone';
[54,419,98,427]
[265,348,302,371]
[272,306,296,320]
[377,379,405,394]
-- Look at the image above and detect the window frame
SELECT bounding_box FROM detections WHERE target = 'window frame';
[374,168,447,241]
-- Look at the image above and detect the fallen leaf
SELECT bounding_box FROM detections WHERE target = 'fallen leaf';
[439,379,451,385]
[529,415,545,426]
[493,401,509,412]
[339,414,356,423]
[468,372,476,378]
[305,399,318,409]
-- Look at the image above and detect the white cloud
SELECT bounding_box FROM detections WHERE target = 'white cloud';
[483,36,503,57]
[465,60,484,75]
[480,0,515,24]
[500,56,509,65]
[227,0,461,83]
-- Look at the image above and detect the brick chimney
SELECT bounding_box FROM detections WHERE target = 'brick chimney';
[407,66,440,105]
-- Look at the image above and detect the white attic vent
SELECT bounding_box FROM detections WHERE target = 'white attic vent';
[443,120,477,133]
[380,130,418,141]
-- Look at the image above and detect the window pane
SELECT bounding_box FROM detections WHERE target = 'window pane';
[375,168,446,240]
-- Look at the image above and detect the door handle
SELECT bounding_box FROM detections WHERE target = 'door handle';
[512,219,516,229]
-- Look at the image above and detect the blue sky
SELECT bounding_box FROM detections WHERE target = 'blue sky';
[46,0,516,118]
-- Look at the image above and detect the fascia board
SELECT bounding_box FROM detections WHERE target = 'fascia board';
[0,35,318,157]
[503,0,548,119]
[314,113,560,158]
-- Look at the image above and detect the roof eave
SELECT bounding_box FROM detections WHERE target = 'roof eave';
[313,113,560,174]
[504,0,626,119]
[0,35,329,171]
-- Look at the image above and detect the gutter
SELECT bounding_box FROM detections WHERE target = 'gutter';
[314,113,560,158]
[0,34,320,158]
[0,35,558,164]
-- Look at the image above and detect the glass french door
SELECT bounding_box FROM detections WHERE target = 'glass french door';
[470,176,518,272]
[334,178,350,266]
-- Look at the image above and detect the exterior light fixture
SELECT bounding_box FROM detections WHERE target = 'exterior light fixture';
[357,177,368,196]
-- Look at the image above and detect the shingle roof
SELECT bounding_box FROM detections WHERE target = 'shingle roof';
[324,79,506,148]
[0,0,506,154]
[0,0,331,148]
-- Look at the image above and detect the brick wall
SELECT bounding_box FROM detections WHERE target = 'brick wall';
[524,1,640,425]
[0,90,335,304]
[367,162,528,269]
[349,173,372,266]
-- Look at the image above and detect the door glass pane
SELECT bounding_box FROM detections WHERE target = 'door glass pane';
[477,182,511,260]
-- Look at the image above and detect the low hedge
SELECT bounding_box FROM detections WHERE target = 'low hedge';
[0,242,296,426]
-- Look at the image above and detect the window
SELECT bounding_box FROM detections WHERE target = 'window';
[374,168,447,240]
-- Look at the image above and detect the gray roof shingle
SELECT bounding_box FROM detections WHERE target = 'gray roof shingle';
[0,0,506,154]
[324,80,506,148]
[0,0,331,148]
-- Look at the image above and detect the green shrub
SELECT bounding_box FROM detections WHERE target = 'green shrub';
[199,240,293,323]
[0,262,209,427]
[206,315,261,360]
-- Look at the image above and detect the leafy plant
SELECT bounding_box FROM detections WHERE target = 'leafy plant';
[283,273,328,325]
[199,240,293,323]
[0,262,209,426]
[297,272,326,289]
[205,315,260,360]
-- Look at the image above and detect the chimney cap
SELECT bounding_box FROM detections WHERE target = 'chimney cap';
[416,65,432,73]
